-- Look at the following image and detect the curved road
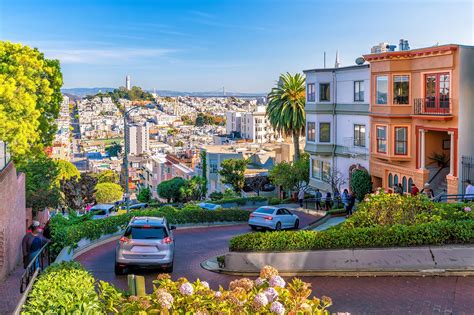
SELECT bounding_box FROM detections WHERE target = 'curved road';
[77,211,474,314]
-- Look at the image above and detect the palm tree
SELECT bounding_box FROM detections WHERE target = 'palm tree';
[266,72,306,161]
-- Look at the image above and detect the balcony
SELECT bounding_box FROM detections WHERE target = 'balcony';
[413,97,452,119]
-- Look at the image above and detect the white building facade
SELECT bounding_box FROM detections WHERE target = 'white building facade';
[225,106,276,143]
[126,122,150,155]
[304,64,370,192]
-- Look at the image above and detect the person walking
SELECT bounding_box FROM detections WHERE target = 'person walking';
[411,183,419,196]
[342,189,350,216]
[324,192,333,211]
[465,180,474,201]
[298,187,305,208]
[314,189,322,210]
[348,192,356,215]
[333,188,341,209]
[22,221,50,269]
[420,183,435,200]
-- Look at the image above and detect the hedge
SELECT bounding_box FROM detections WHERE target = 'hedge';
[50,206,250,256]
[229,220,474,252]
[213,196,267,205]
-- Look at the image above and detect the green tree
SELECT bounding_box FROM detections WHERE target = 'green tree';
[269,153,309,192]
[56,160,80,183]
[95,182,123,204]
[350,169,373,202]
[266,73,306,161]
[157,177,186,203]
[18,155,61,213]
[105,142,122,157]
[137,186,152,203]
[180,176,207,201]
[0,41,63,162]
[96,170,120,184]
[218,159,248,195]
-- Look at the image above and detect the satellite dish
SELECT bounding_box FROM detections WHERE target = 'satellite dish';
[355,57,365,65]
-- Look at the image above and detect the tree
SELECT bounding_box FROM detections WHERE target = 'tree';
[266,73,306,161]
[95,182,123,203]
[105,142,122,157]
[96,170,120,184]
[351,169,372,202]
[0,41,63,162]
[56,160,80,184]
[157,177,186,203]
[61,174,98,210]
[180,176,207,201]
[200,149,207,186]
[245,175,268,196]
[327,167,347,193]
[218,159,248,195]
[17,155,61,213]
[137,186,152,203]
[269,153,309,192]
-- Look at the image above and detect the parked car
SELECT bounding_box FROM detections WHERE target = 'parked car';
[115,216,176,275]
[198,202,223,211]
[248,206,300,230]
[120,203,149,211]
[90,204,116,220]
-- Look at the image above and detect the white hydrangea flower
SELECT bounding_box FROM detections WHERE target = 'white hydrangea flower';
[269,275,286,288]
[270,301,285,315]
[253,292,269,308]
[264,287,279,302]
[179,282,194,296]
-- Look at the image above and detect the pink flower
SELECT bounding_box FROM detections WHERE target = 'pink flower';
[269,275,286,288]
[254,277,266,287]
[264,287,279,302]
[179,282,194,296]
[270,301,285,315]
[464,207,472,212]
[253,293,269,308]
[201,281,210,289]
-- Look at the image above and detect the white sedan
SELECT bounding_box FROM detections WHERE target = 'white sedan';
[248,206,300,230]
[198,202,223,211]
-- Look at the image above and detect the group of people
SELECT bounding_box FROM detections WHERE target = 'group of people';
[299,188,356,216]
[21,220,50,269]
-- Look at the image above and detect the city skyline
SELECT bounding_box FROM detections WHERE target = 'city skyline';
[1,0,473,92]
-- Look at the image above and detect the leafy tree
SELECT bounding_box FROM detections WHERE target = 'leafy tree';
[105,142,122,157]
[326,167,347,193]
[209,191,223,201]
[218,159,248,195]
[96,170,120,184]
[0,41,63,162]
[95,182,123,204]
[245,175,268,196]
[61,174,98,210]
[266,73,306,161]
[137,186,152,203]
[55,160,80,184]
[351,169,373,202]
[18,155,61,213]
[180,176,207,201]
[269,153,309,192]
[200,149,207,186]
[157,177,186,203]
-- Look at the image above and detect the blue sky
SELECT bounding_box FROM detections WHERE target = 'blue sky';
[1,0,473,92]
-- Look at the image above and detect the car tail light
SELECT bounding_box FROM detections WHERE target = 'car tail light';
[264,216,273,220]
[249,214,255,218]
[162,237,173,244]
[119,236,130,244]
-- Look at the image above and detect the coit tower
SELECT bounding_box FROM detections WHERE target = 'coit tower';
[126,75,131,90]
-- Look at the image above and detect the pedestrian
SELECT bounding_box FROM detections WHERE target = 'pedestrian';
[314,189,322,210]
[420,183,435,199]
[348,191,356,215]
[298,187,305,208]
[341,189,350,216]
[324,192,332,211]
[333,188,341,208]
[465,180,474,201]
[411,183,419,196]
[22,221,50,269]
[397,183,404,195]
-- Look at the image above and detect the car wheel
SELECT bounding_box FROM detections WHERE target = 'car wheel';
[294,219,300,229]
[163,263,173,273]
[275,222,282,231]
[114,263,125,275]
[250,225,257,230]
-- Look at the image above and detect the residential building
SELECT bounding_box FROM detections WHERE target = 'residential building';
[126,122,150,155]
[364,44,474,195]
[225,106,277,143]
[304,63,371,192]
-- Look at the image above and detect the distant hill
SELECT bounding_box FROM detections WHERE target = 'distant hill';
[62,87,266,98]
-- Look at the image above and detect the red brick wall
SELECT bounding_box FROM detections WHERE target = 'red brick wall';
[0,162,26,280]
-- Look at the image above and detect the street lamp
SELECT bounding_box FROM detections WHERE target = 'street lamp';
[123,103,158,213]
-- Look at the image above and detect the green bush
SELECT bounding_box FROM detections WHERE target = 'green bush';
[229,219,474,252]
[95,182,123,203]
[350,169,372,202]
[213,196,267,205]
[209,191,224,200]
[268,197,281,205]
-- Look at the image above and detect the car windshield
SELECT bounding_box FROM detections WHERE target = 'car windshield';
[254,208,275,214]
[92,210,106,215]
[125,226,167,239]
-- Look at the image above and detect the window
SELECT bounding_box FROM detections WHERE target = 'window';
[307,83,315,102]
[402,176,407,193]
[408,178,413,190]
[394,174,399,186]
[307,122,316,142]
[322,161,331,182]
[388,173,393,187]
[395,127,408,155]
[354,81,364,102]
[312,159,331,182]
[353,124,366,147]
[319,83,330,101]
[376,126,387,153]
[209,159,218,173]
[376,76,388,104]
[393,75,409,104]
[319,123,330,143]
[311,159,321,179]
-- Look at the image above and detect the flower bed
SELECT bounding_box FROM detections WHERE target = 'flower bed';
[22,262,332,314]
[49,206,250,256]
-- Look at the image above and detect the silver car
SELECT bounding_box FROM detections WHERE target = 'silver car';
[248,206,300,230]
[115,216,175,275]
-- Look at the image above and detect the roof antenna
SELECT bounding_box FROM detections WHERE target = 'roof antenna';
[335,50,340,68]
[324,51,326,68]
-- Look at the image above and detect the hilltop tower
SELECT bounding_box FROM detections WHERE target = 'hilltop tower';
[126,75,131,90]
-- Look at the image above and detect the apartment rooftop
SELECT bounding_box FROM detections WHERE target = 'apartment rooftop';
[303,64,369,74]
[203,143,281,155]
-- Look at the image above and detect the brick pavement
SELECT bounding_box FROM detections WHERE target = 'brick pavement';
[75,211,474,314]
[0,266,24,314]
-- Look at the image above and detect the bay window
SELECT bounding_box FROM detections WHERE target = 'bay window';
[376,76,388,104]
[393,75,409,104]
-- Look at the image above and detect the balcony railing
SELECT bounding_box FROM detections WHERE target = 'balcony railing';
[414,97,452,115]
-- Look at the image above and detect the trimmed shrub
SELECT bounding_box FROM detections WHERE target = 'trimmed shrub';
[213,196,267,205]
[350,169,372,201]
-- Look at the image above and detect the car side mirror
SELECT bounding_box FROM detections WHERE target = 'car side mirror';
[170,225,176,230]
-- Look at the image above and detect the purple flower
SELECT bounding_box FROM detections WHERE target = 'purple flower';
[464,207,472,212]
[179,282,194,296]
[214,291,222,298]
[270,301,285,315]
[264,287,279,302]
[253,292,269,308]
[269,275,286,288]
[254,277,266,287]
[201,281,210,289]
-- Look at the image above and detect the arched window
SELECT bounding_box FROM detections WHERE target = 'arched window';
[408,178,414,191]
[402,176,407,193]
[394,174,399,186]
[388,173,393,187]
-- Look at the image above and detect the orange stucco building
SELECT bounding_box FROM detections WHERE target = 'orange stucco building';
[364,44,474,196]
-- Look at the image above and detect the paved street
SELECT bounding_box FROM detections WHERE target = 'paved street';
[76,211,474,314]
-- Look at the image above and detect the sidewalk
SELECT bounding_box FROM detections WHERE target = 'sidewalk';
[0,265,24,314]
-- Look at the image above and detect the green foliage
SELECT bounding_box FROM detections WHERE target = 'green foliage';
[213,196,267,206]
[269,153,309,191]
[137,186,152,203]
[0,41,63,162]
[61,174,98,210]
[350,169,372,202]
[95,170,120,184]
[218,159,248,194]
[55,159,80,183]
[229,220,474,252]
[429,151,449,167]
[17,155,61,212]
[195,113,225,126]
[105,142,122,157]
[95,182,123,203]
[180,176,207,201]
[267,72,306,161]
[157,177,186,202]
[268,197,282,205]
[209,191,223,201]
[106,86,154,102]
[200,149,207,184]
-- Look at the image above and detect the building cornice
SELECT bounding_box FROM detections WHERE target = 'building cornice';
[363,45,458,62]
